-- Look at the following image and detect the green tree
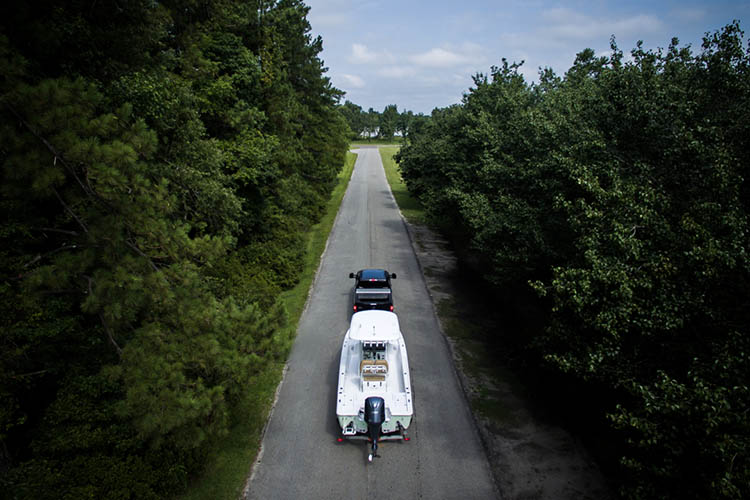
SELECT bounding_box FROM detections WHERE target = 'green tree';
[395,109,414,138]
[396,24,750,499]
[364,107,380,138]
[338,100,366,138]
[378,104,398,139]
[1,0,348,495]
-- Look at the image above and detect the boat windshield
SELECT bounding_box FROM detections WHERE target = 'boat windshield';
[363,341,386,360]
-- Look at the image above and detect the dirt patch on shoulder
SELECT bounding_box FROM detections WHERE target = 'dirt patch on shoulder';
[404,220,611,500]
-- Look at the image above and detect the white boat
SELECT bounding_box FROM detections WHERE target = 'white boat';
[336,310,413,461]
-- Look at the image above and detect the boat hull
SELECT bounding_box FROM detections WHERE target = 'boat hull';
[337,414,412,436]
[335,311,413,439]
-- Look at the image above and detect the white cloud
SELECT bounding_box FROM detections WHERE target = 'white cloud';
[348,43,396,64]
[411,48,466,67]
[671,7,707,23]
[351,43,377,63]
[306,0,369,29]
[306,0,749,114]
[451,73,470,84]
[541,8,664,41]
[608,15,664,38]
[337,73,366,88]
[377,66,418,78]
[409,43,487,68]
[309,12,349,29]
[495,8,670,83]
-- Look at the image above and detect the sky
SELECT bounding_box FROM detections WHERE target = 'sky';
[304,0,750,114]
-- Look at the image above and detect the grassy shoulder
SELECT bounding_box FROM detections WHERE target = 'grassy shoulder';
[283,151,357,321]
[177,151,357,500]
[378,146,517,423]
[378,146,426,225]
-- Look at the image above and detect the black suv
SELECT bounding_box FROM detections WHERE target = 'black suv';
[349,269,397,312]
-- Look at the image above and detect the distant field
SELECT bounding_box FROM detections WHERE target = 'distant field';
[351,137,404,146]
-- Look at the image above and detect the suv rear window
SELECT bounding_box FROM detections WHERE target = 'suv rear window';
[360,269,387,281]
[356,291,390,302]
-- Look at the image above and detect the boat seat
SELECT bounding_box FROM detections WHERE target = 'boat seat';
[360,359,389,374]
[360,359,388,385]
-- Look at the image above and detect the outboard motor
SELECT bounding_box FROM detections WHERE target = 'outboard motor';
[364,396,385,462]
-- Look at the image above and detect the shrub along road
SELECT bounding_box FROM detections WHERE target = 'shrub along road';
[243,146,497,499]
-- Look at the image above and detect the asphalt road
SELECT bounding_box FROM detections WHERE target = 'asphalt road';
[244,146,498,500]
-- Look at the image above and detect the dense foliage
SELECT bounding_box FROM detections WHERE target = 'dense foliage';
[0,0,348,497]
[396,23,749,499]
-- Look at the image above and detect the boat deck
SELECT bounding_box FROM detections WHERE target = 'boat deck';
[336,336,413,417]
[336,311,413,420]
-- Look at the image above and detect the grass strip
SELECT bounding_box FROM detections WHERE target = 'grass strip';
[378,146,427,225]
[177,151,357,500]
[379,146,521,428]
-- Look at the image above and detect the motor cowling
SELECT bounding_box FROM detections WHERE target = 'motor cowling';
[364,397,385,458]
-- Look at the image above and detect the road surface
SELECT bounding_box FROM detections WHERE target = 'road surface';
[244,146,498,499]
